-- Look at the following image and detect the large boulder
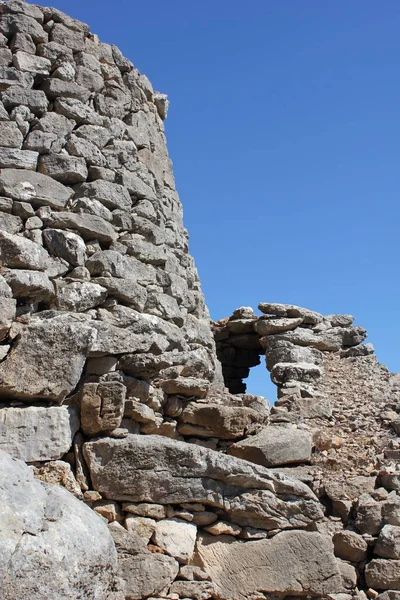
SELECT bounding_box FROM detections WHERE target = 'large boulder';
[0,450,117,599]
[193,530,343,600]
[84,434,323,531]
[0,405,79,462]
[227,425,313,467]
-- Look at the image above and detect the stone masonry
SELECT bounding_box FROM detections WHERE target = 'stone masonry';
[0,2,399,600]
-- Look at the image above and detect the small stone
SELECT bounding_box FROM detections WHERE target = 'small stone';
[122,503,167,520]
[125,516,156,543]
[38,153,88,185]
[93,500,124,523]
[152,518,197,564]
[203,521,242,536]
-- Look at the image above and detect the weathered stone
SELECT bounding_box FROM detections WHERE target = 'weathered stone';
[228,425,312,467]
[333,530,369,562]
[161,377,210,399]
[375,525,400,559]
[0,13,46,43]
[47,211,117,243]
[0,405,79,462]
[38,154,88,184]
[92,277,147,311]
[125,516,156,542]
[0,147,38,170]
[0,211,22,233]
[271,361,323,384]
[54,96,105,125]
[50,22,85,51]
[194,531,342,600]
[0,168,73,208]
[0,65,33,90]
[55,280,107,312]
[40,78,91,102]
[80,381,126,435]
[0,450,117,599]
[365,560,400,590]
[2,85,48,115]
[93,499,123,523]
[13,51,50,74]
[0,313,95,401]
[75,180,132,212]
[122,503,167,520]
[0,120,23,148]
[3,269,54,301]
[0,230,51,270]
[152,518,197,563]
[84,435,323,531]
[258,302,324,324]
[43,228,86,266]
[109,522,179,600]
[169,580,214,600]
[204,521,242,536]
[0,296,16,339]
[255,316,305,336]
[179,403,265,440]
[33,460,82,498]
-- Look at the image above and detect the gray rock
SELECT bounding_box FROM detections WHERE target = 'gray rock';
[10,32,37,54]
[40,78,91,102]
[66,134,106,167]
[54,97,105,125]
[0,450,117,599]
[55,280,107,312]
[12,50,50,74]
[270,326,367,352]
[0,296,16,339]
[75,180,132,212]
[0,168,73,209]
[0,211,23,233]
[50,23,85,51]
[228,425,313,467]
[255,316,304,336]
[0,65,33,90]
[73,197,113,221]
[92,277,147,311]
[75,65,104,92]
[258,302,324,324]
[0,46,12,66]
[2,85,48,115]
[0,147,39,170]
[0,0,44,22]
[375,525,400,559]
[169,580,214,600]
[152,518,197,563]
[365,559,400,590]
[84,434,323,531]
[75,124,111,148]
[194,531,342,600]
[43,228,87,266]
[178,402,265,439]
[80,381,126,436]
[0,230,51,270]
[0,14,47,44]
[333,530,368,562]
[39,154,88,185]
[271,361,323,384]
[47,211,117,243]
[0,313,96,401]
[3,269,54,301]
[34,111,76,137]
[0,120,23,148]
[109,522,179,600]
[0,405,79,462]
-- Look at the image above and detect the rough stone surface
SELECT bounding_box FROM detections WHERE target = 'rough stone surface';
[0,450,117,599]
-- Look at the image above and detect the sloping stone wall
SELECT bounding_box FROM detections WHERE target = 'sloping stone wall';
[0,3,399,600]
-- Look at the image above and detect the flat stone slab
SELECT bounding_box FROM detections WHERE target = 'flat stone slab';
[0,405,79,462]
[84,434,323,531]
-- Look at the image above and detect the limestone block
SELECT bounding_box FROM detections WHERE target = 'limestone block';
[0,297,16,339]
[38,153,88,185]
[109,522,179,600]
[228,425,312,467]
[12,50,50,74]
[0,121,23,148]
[375,525,400,559]
[152,518,197,563]
[0,147,39,170]
[194,531,342,600]
[271,361,323,384]
[169,580,214,600]
[80,381,126,436]
[40,78,91,102]
[365,559,400,590]
[4,269,54,302]
[0,313,96,401]
[0,168,73,208]
[122,503,167,520]
[47,211,117,243]
[125,516,156,543]
[0,212,23,233]
[75,180,132,212]
[83,434,323,531]
[179,402,264,439]
[0,231,51,270]
[0,65,33,90]
[333,530,368,562]
[0,450,117,599]
[55,280,107,312]
[43,228,86,266]
[161,377,210,399]
[2,85,48,115]
[0,14,47,44]
[255,316,304,336]
[50,23,85,51]
[0,405,80,462]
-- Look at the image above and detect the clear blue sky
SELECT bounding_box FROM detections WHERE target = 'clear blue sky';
[48,0,400,400]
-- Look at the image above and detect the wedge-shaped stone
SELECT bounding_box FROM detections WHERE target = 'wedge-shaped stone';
[47,212,117,243]
[228,425,312,467]
[0,313,96,401]
[0,405,79,462]
[0,148,39,170]
[0,169,73,208]
[92,277,147,311]
[178,402,265,439]
[0,296,16,340]
[255,316,304,336]
[40,78,91,102]
[0,450,117,599]
[194,531,343,600]
[13,51,51,74]
[55,280,107,312]
[84,435,323,531]
[0,231,51,270]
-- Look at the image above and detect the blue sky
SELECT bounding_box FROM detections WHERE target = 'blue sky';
[48,0,400,400]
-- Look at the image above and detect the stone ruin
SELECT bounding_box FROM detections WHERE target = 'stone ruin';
[0,2,399,599]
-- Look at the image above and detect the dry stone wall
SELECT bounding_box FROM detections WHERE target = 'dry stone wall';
[0,2,399,600]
